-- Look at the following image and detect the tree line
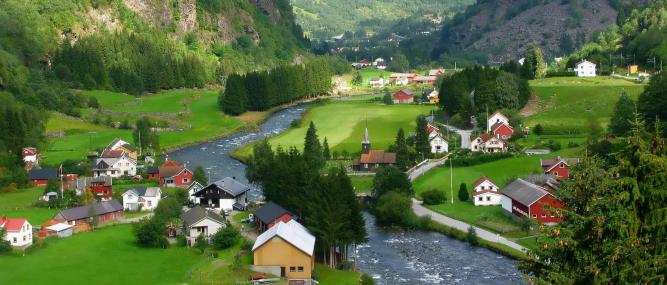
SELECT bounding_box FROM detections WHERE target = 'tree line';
[246,122,366,268]
[54,31,213,95]
[219,61,333,115]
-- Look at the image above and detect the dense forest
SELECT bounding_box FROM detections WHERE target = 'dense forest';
[558,0,667,71]
[219,59,334,115]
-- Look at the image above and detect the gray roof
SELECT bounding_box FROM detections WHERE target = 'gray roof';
[254,202,291,224]
[181,205,225,228]
[56,200,123,221]
[123,187,161,198]
[209,177,250,197]
[501,178,550,206]
[76,176,112,192]
[29,168,58,180]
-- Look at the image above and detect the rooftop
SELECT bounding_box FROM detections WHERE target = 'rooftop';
[252,220,315,256]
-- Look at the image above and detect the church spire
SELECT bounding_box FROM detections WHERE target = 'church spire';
[363,127,370,144]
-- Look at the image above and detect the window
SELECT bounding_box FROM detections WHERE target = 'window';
[541,213,546,218]
[23,236,26,241]
[478,197,482,201]
[559,163,564,168]
[486,197,491,201]
[297,266,304,272]
[290,266,296,272]
[532,214,537,218]
[183,178,189,183]
[12,237,17,243]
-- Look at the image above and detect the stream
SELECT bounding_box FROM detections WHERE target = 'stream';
[168,103,524,284]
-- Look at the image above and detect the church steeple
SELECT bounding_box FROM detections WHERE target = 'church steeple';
[362,127,371,154]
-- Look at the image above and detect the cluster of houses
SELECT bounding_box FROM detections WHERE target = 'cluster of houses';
[369,68,445,90]
[471,111,515,153]
[352,58,386,70]
[470,156,578,224]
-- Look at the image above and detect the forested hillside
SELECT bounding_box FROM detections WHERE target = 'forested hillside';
[291,0,473,39]
[0,0,310,188]
[431,0,645,65]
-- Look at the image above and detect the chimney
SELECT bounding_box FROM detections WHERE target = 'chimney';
[232,176,236,180]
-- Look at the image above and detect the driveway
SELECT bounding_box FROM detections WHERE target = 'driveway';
[412,198,527,253]
[435,122,473,150]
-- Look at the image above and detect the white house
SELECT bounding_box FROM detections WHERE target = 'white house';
[471,134,508,153]
[575,60,596,77]
[0,216,33,248]
[21,147,40,164]
[487,111,510,132]
[191,177,250,212]
[122,187,162,211]
[429,132,448,154]
[472,176,502,206]
[181,206,226,246]
[92,150,136,178]
[186,181,205,204]
[373,58,386,70]
[368,77,386,88]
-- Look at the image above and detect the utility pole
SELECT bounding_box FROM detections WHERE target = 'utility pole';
[138,130,142,157]
[59,164,64,199]
[450,159,454,205]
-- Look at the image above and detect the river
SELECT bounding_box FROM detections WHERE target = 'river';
[168,103,524,284]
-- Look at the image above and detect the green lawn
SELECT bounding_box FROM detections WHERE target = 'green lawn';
[44,89,249,164]
[413,147,581,235]
[235,101,434,159]
[315,264,360,285]
[525,77,645,131]
[0,225,204,284]
[350,176,373,193]
[0,188,58,225]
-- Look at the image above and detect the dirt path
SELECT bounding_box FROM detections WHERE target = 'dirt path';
[519,94,540,117]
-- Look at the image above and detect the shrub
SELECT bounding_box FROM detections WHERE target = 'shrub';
[195,234,208,253]
[533,123,544,135]
[545,71,576,77]
[466,226,479,246]
[133,218,168,248]
[373,192,417,228]
[449,152,513,167]
[211,225,240,249]
[546,140,561,151]
[567,141,580,148]
[383,94,393,105]
[361,274,375,285]
[458,183,469,202]
[422,189,446,205]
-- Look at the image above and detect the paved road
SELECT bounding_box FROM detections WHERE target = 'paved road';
[436,122,473,150]
[412,198,527,253]
[407,156,448,181]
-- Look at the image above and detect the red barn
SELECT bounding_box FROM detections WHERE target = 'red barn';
[145,166,159,181]
[393,89,414,104]
[157,161,193,188]
[53,200,124,232]
[490,122,514,140]
[540,156,580,180]
[501,178,563,224]
[254,202,293,233]
[28,168,58,186]
[89,180,113,200]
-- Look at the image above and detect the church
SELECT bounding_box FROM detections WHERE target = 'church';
[352,128,396,171]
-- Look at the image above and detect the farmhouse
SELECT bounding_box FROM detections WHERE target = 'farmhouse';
[0,216,33,248]
[252,220,315,282]
[91,150,136,178]
[427,90,439,104]
[28,168,58,186]
[186,181,205,204]
[373,58,386,69]
[22,147,40,165]
[122,187,162,211]
[75,176,112,197]
[254,202,293,233]
[470,134,508,153]
[540,156,580,180]
[389,73,416,86]
[501,178,563,224]
[352,128,397,171]
[574,60,596,77]
[53,200,124,232]
[429,68,446,76]
[152,160,193,188]
[368,77,386,88]
[105,138,138,160]
[192,177,250,212]
[181,205,226,246]
[393,89,414,104]
[472,176,502,206]
[429,132,448,154]
[490,121,514,140]
[487,111,510,133]
[413,75,437,85]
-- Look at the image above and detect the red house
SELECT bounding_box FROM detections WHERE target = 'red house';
[88,180,113,200]
[540,156,580,180]
[490,122,514,140]
[254,202,293,233]
[28,168,58,186]
[145,166,159,181]
[53,200,124,232]
[147,161,193,188]
[393,89,414,104]
[501,178,563,224]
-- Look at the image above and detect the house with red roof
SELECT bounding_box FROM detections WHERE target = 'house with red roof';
[490,121,514,140]
[487,111,510,132]
[470,134,508,153]
[393,89,414,104]
[0,215,33,247]
[157,160,193,188]
[413,75,437,85]
[540,156,580,180]
[472,176,502,206]
[22,147,40,171]
[500,178,563,224]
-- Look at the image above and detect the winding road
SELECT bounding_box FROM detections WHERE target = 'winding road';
[412,199,527,253]
[436,122,473,149]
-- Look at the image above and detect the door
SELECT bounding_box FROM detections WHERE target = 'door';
[280,267,286,277]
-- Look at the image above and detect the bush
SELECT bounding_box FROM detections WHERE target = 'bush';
[546,140,561,151]
[133,218,168,248]
[382,94,393,105]
[545,71,576,77]
[211,225,240,249]
[361,274,375,285]
[0,229,12,254]
[153,197,182,221]
[466,226,479,246]
[458,183,469,202]
[449,152,513,167]
[373,192,417,228]
[567,141,580,148]
[533,123,544,135]
[422,189,446,205]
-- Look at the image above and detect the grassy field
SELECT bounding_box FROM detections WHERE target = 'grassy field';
[315,264,360,285]
[43,89,248,164]
[525,77,645,131]
[0,225,204,284]
[413,146,581,234]
[350,176,374,193]
[0,188,58,225]
[234,101,435,159]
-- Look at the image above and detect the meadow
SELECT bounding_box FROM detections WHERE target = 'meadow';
[0,188,58,226]
[43,89,246,164]
[524,77,645,132]
[234,100,435,159]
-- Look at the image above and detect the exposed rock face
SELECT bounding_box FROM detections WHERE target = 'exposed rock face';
[177,0,197,33]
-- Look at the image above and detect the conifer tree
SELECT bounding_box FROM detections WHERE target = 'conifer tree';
[393,128,411,170]
[458,183,469,202]
[322,137,331,161]
[220,74,248,115]
[609,92,635,137]
[414,116,430,158]
[303,122,324,169]
[193,166,207,185]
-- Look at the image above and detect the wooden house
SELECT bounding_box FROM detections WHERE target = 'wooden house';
[252,220,315,282]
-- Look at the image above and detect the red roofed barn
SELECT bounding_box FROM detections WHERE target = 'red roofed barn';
[501,179,563,224]
[393,90,414,104]
[540,156,580,180]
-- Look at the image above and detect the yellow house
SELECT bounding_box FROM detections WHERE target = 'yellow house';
[105,138,138,160]
[428,90,440,104]
[252,220,316,282]
[628,65,639,74]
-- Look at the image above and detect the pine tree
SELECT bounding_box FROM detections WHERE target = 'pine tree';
[414,116,430,158]
[322,137,331,161]
[458,183,468,202]
[522,44,545,79]
[193,166,207,185]
[609,92,635,137]
[303,121,324,169]
[220,74,248,115]
[393,128,411,170]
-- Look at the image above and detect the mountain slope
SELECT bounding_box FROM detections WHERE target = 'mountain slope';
[433,0,643,64]
[291,0,474,39]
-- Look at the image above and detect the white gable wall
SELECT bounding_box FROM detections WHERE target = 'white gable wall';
[487,113,509,132]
